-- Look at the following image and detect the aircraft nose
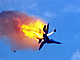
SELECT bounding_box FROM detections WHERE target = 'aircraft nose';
[54,29,56,32]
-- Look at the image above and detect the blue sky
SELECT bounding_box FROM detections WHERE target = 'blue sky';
[0,0,80,60]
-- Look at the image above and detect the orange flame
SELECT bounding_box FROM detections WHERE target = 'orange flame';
[13,17,45,41]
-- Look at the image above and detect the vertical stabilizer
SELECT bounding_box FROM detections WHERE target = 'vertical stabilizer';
[43,23,49,34]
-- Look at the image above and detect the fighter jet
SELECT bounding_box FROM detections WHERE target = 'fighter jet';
[38,23,62,50]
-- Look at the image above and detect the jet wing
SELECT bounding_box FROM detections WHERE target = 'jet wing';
[47,39,62,44]
[39,41,46,50]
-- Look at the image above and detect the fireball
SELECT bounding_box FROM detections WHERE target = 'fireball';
[13,17,45,41]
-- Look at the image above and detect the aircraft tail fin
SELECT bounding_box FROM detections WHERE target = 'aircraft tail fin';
[43,25,46,32]
[46,23,49,34]
[43,23,49,34]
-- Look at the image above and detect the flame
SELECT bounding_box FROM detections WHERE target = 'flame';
[13,17,45,41]
[0,11,47,51]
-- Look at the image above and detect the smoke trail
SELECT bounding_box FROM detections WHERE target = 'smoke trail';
[0,11,43,51]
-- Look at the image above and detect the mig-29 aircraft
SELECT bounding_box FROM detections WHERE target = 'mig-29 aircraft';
[38,23,62,50]
[14,23,61,52]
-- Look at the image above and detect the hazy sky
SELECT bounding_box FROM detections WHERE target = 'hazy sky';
[0,0,80,60]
